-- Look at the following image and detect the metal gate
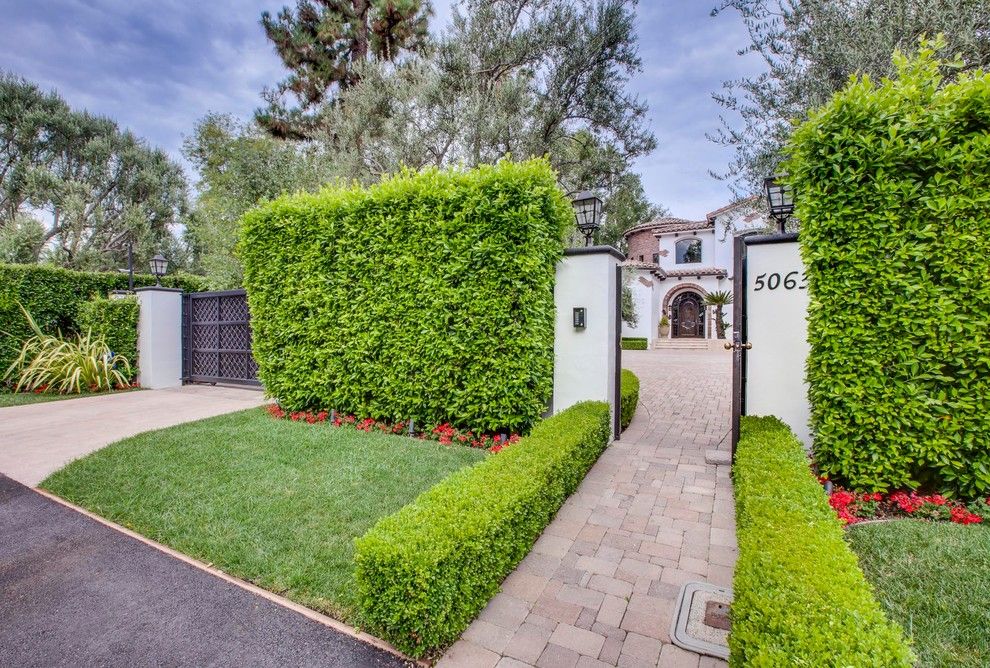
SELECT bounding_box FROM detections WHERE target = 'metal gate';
[182,289,260,386]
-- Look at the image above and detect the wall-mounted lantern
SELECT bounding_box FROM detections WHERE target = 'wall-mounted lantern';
[149,253,169,286]
[763,175,795,233]
[571,191,602,247]
[573,307,587,329]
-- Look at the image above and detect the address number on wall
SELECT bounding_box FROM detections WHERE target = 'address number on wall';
[753,271,807,291]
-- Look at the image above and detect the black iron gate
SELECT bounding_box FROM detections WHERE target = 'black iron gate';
[182,289,260,386]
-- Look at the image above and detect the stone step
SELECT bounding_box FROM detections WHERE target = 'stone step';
[653,339,712,350]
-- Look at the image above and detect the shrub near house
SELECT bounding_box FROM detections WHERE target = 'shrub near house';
[239,159,571,433]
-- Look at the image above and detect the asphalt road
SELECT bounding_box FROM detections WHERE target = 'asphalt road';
[0,474,408,668]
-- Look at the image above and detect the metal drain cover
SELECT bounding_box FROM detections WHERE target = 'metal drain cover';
[670,581,732,659]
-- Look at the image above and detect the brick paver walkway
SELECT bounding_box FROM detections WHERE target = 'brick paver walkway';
[438,348,736,668]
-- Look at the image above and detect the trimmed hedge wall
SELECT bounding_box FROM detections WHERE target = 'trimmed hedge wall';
[732,415,913,666]
[239,160,571,432]
[0,263,204,382]
[788,47,990,496]
[353,401,611,657]
[620,337,647,350]
[620,368,639,430]
[78,297,139,381]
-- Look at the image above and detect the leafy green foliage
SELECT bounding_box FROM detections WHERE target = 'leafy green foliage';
[257,0,430,139]
[788,44,990,496]
[353,401,610,657]
[732,416,914,666]
[620,368,639,430]
[620,337,647,350]
[0,263,203,382]
[77,296,138,380]
[4,304,131,394]
[240,159,569,432]
[41,408,485,622]
[0,72,190,270]
[712,1,990,196]
[183,113,335,289]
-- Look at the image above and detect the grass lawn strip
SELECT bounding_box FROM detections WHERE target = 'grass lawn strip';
[41,408,486,623]
[848,519,990,668]
[0,388,139,408]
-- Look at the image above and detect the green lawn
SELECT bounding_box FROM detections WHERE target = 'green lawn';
[847,520,990,668]
[0,388,138,408]
[41,408,487,622]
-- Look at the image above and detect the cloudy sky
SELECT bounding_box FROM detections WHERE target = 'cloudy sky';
[2,0,763,218]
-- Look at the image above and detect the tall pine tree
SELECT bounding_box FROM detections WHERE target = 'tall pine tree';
[257,0,431,139]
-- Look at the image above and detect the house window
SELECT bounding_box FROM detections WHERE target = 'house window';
[639,255,644,262]
[675,238,702,264]
[652,253,659,264]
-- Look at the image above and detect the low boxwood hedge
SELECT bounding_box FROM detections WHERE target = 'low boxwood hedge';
[620,368,639,431]
[353,401,611,657]
[621,336,647,350]
[732,416,914,666]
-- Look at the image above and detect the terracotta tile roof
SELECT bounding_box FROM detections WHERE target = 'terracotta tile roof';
[704,195,761,222]
[623,217,711,239]
[660,267,728,279]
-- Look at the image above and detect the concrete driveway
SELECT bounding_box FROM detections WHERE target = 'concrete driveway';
[0,384,265,486]
[0,474,407,668]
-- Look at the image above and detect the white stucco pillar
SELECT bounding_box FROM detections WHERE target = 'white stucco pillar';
[553,246,623,438]
[135,286,183,389]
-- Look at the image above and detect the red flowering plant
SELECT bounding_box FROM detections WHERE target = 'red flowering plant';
[822,477,986,526]
[264,404,518,454]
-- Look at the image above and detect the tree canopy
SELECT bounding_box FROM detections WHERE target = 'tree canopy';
[712,0,990,195]
[0,72,189,271]
[257,0,431,139]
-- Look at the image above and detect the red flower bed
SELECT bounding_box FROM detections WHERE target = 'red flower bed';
[265,404,518,454]
[824,480,988,526]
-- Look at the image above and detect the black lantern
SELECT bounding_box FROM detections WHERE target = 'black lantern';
[149,253,168,285]
[572,191,602,247]
[764,175,795,233]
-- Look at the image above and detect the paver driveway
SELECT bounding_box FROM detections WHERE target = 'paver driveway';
[439,348,737,668]
[0,384,264,486]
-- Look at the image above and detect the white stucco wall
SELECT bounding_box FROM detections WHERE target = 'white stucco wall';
[554,249,620,435]
[135,287,183,389]
[621,275,654,343]
[742,239,812,447]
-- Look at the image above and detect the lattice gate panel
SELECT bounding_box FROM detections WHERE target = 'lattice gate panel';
[182,289,260,386]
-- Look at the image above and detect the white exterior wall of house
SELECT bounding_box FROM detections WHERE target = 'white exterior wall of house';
[621,275,655,343]
[621,200,769,347]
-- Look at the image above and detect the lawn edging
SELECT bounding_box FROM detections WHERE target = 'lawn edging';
[353,401,611,658]
[731,415,914,666]
[620,368,639,431]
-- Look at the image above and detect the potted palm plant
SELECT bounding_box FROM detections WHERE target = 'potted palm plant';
[704,290,733,339]
[658,314,670,338]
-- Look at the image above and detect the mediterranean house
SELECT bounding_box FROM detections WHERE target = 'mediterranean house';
[621,198,769,348]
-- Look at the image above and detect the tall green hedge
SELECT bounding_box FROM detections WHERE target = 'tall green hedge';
[354,401,611,657]
[78,297,139,381]
[788,44,990,496]
[0,263,204,381]
[239,160,571,432]
[732,416,914,666]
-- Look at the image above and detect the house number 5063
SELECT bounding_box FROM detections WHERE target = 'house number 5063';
[754,271,807,291]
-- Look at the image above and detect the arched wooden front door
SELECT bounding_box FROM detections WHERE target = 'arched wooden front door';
[672,291,705,338]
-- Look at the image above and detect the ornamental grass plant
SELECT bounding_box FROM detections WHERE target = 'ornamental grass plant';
[3,304,131,394]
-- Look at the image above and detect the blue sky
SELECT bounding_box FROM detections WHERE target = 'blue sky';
[2,0,762,218]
